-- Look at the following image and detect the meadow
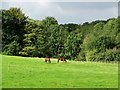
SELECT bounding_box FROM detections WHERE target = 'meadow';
[2,55,118,88]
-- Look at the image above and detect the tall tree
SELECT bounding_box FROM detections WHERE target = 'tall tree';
[0,10,2,53]
[64,32,83,59]
[36,17,58,57]
[19,19,44,57]
[2,8,27,55]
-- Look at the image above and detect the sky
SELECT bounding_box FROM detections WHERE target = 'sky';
[2,0,119,24]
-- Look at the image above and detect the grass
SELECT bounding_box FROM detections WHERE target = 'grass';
[2,55,118,88]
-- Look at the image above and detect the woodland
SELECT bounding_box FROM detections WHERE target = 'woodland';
[1,8,120,61]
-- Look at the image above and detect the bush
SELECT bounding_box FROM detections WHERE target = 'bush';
[94,50,120,61]
[105,49,120,61]
[75,48,120,62]
[2,41,20,55]
[94,53,105,62]
[85,49,98,61]
[75,51,86,61]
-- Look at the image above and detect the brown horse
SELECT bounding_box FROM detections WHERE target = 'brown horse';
[58,58,67,63]
[45,57,51,63]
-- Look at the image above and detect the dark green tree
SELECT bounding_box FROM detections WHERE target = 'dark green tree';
[2,8,27,55]
[36,17,58,57]
[19,19,43,57]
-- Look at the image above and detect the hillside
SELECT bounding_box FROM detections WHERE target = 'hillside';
[2,55,118,88]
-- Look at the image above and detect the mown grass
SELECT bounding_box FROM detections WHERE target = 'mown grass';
[2,55,118,88]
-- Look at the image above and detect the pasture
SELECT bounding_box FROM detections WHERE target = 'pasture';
[2,55,118,88]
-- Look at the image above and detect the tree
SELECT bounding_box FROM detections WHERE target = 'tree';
[0,10,2,53]
[64,23,78,32]
[19,18,45,57]
[64,32,83,59]
[2,8,27,55]
[35,17,59,57]
[2,8,120,62]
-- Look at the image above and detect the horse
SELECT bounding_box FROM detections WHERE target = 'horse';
[45,57,51,63]
[58,58,67,63]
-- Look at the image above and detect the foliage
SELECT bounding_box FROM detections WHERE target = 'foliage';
[19,18,43,57]
[64,32,83,59]
[95,49,120,61]
[2,8,120,61]
[0,10,2,53]
[2,8,27,55]
[2,41,20,55]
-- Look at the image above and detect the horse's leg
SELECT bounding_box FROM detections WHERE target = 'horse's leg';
[63,59,67,63]
[49,60,51,63]
[57,60,59,63]
[65,60,67,63]
[45,60,47,62]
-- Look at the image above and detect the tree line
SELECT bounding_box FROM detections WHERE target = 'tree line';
[1,8,120,61]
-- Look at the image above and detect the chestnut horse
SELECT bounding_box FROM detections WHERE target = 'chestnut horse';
[45,57,51,63]
[58,58,67,63]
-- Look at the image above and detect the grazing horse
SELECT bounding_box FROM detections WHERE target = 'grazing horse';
[45,57,51,63]
[58,58,67,63]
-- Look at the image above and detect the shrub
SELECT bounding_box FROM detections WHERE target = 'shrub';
[85,49,98,61]
[2,41,20,55]
[94,53,105,62]
[105,49,120,61]
[75,50,86,61]
[94,50,120,62]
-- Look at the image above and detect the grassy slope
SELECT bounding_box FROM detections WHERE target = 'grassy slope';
[2,55,118,88]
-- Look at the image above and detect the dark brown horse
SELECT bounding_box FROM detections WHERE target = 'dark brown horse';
[45,57,51,63]
[58,58,67,63]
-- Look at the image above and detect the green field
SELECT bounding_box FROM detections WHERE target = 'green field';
[2,55,118,88]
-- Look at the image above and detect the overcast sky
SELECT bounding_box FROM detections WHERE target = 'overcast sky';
[2,1,118,24]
